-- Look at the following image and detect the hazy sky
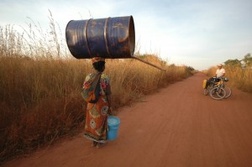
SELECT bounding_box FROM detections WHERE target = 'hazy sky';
[1,0,252,70]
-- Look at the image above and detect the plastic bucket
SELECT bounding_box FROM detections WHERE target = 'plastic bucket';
[202,79,207,89]
[107,116,120,140]
[65,16,135,59]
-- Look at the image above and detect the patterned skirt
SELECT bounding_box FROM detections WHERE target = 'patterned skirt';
[83,95,109,143]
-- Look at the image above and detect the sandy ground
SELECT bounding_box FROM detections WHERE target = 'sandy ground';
[3,72,252,167]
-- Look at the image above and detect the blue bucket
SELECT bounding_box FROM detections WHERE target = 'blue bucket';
[107,116,120,140]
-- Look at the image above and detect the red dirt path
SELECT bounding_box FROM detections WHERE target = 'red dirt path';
[3,72,252,167]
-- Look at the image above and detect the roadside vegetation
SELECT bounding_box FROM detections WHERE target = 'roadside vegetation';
[205,53,252,93]
[0,16,194,163]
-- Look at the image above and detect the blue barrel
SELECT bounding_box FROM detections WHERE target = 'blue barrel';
[65,16,135,59]
[107,116,120,140]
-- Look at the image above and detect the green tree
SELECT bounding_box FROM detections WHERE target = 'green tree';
[224,59,241,67]
[242,53,252,67]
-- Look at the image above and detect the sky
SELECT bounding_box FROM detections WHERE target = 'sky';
[0,0,252,70]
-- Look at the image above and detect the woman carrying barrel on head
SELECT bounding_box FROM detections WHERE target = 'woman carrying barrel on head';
[82,57,112,148]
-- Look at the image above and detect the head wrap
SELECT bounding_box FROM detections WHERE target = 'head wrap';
[91,57,105,64]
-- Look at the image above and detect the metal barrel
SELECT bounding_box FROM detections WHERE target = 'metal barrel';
[65,16,135,59]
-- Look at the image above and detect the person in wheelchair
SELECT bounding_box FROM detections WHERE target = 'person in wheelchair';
[206,64,226,88]
[215,64,225,78]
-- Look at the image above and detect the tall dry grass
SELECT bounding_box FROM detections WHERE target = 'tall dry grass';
[0,14,194,163]
[0,57,86,163]
[0,55,193,163]
[225,66,252,92]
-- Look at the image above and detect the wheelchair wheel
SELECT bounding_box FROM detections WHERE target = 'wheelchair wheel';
[224,87,232,98]
[203,89,209,95]
[210,87,226,100]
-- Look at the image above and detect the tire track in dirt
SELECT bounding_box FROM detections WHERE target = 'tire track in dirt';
[3,72,252,167]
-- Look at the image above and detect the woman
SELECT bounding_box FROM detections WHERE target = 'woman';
[83,57,112,148]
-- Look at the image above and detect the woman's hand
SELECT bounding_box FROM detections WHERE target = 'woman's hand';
[108,107,113,115]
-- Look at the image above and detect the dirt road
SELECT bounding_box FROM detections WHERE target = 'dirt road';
[3,73,252,167]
